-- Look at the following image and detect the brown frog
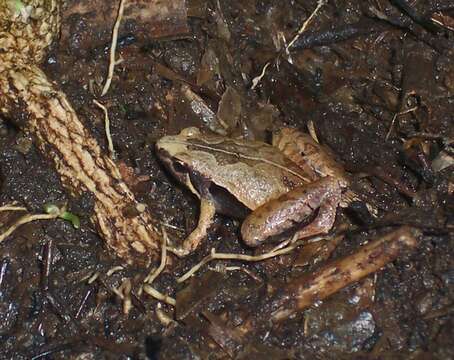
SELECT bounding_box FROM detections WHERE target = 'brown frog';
[155,127,351,256]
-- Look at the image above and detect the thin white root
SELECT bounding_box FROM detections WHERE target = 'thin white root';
[101,0,126,96]
[87,272,100,284]
[250,62,270,90]
[250,0,326,89]
[285,0,327,53]
[144,227,168,284]
[93,100,115,158]
[0,213,59,243]
[106,265,124,276]
[143,284,176,306]
[177,240,307,283]
[112,278,132,314]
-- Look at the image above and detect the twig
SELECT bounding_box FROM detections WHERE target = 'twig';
[0,213,59,243]
[385,106,418,140]
[101,0,126,96]
[250,0,326,89]
[41,238,53,291]
[285,0,327,54]
[93,100,115,158]
[160,221,185,232]
[76,288,93,319]
[270,226,420,321]
[0,204,27,212]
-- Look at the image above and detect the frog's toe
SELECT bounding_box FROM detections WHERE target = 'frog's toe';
[240,221,263,247]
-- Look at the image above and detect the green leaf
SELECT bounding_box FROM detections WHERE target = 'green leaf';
[60,211,81,229]
[44,204,80,229]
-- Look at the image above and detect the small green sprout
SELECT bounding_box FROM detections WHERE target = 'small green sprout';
[59,211,81,229]
[44,204,81,229]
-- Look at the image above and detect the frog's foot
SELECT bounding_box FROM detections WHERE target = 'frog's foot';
[241,176,342,247]
[178,198,216,256]
[291,188,340,242]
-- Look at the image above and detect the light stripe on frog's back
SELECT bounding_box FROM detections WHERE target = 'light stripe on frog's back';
[186,139,312,183]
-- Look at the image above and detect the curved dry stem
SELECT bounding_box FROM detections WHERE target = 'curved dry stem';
[0,204,27,212]
[93,100,115,158]
[177,239,305,283]
[0,213,58,243]
[143,284,176,306]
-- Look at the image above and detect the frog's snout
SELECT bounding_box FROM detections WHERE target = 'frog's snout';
[155,142,189,185]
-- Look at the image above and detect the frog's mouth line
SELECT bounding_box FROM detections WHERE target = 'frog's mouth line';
[155,147,189,186]
[163,139,312,183]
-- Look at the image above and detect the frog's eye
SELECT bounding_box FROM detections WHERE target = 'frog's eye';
[172,161,188,175]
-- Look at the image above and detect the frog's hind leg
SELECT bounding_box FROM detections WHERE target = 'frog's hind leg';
[291,186,340,243]
[241,176,342,247]
[172,198,216,257]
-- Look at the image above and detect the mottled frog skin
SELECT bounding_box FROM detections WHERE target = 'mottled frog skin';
[156,127,349,255]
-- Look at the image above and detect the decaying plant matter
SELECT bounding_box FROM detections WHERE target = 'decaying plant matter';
[0,0,160,266]
[268,226,420,321]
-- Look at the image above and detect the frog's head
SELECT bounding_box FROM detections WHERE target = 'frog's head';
[155,127,203,189]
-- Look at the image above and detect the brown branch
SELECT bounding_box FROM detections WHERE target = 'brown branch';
[0,1,160,266]
[269,226,420,321]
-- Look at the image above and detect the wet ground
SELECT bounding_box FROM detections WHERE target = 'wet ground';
[0,0,453,359]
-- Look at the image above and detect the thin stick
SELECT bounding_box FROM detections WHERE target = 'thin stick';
[250,0,326,89]
[285,0,327,53]
[270,226,420,321]
[101,0,126,96]
[93,100,115,158]
[0,204,27,212]
[177,240,306,283]
[385,106,418,140]
[0,213,59,243]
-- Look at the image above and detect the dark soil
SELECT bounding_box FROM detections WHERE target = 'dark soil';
[1,0,453,359]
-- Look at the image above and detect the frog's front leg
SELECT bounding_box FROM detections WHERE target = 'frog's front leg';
[241,177,342,247]
[172,197,216,256]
